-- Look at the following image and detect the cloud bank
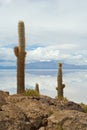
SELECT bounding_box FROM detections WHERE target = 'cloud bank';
[0,0,87,65]
[0,45,86,66]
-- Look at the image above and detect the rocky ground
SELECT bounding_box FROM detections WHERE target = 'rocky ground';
[0,90,87,130]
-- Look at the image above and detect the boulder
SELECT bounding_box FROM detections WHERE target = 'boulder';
[0,90,87,130]
[47,110,87,130]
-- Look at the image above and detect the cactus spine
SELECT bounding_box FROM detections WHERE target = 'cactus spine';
[56,63,65,99]
[14,21,26,94]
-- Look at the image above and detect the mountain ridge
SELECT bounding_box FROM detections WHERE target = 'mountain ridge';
[0,60,87,69]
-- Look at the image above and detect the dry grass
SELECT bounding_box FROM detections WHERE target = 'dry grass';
[22,89,40,96]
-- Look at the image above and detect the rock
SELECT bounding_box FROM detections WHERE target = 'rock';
[47,110,87,130]
[0,90,9,96]
[0,90,9,110]
[39,127,46,130]
[0,103,31,130]
[59,101,84,112]
[0,90,87,130]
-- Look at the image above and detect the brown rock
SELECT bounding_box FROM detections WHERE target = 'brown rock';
[47,110,87,130]
[0,90,9,110]
[59,101,84,112]
[0,103,30,130]
[0,90,87,130]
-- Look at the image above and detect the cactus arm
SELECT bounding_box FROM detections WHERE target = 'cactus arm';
[14,46,19,57]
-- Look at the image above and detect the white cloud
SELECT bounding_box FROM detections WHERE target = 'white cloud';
[0,0,87,65]
[27,46,60,62]
[26,45,87,65]
[0,0,12,5]
[0,44,86,66]
[0,47,15,61]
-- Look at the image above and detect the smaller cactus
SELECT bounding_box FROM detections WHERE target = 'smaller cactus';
[56,63,65,99]
[35,83,40,94]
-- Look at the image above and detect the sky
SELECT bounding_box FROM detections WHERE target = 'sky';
[0,0,87,66]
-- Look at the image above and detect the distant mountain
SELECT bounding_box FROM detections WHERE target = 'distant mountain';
[0,60,87,69]
[26,61,58,69]
[26,61,87,69]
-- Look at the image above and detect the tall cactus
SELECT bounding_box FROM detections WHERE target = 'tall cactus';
[56,63,65,99]
[14,21,26,94]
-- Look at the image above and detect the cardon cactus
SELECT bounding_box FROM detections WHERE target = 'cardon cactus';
[35,83,40,94]
[56,63,65,99]
[14,21,26,94]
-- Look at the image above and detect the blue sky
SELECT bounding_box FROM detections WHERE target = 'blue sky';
[0,0,87,65]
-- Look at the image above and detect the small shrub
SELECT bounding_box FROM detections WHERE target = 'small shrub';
[57,125,63,130]
[22,89,40,96]
[80,103,87,113]
[56,96,68,102]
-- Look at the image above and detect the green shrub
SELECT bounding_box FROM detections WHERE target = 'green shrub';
[22,89,40,96]
[80,103,87,113]
[57,125,63,130]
